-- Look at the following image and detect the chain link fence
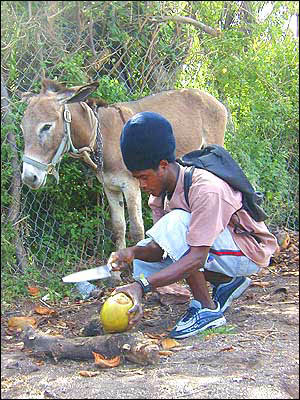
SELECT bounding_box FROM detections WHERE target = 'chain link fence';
[1,1,298,291]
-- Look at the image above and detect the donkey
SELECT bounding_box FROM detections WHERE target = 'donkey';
[21,79,227,250]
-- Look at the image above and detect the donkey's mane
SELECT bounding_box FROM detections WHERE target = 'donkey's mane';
[85,97,109,109]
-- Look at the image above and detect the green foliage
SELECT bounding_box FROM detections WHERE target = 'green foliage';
[54,52,90,84]
[1,222,17,273]
[22,159,115,261]
[94,76,132,103]
[225,130,298,229]
[1,101,26,209]
[1,263,79,304]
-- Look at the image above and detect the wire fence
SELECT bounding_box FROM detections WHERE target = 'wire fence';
[1,1,299,286]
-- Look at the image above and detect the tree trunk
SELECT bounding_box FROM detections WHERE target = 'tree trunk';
[1,75,28,271]
[240,1,256,35]
[222,1,235,29]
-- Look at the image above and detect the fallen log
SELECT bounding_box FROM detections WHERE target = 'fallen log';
[21,326,160,365]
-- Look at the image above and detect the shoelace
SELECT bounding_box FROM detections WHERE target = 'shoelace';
[211,283,219,300]
[182,306,200,322]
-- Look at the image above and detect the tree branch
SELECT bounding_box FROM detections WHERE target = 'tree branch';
[88,18,97,58]
[151,15,221,37]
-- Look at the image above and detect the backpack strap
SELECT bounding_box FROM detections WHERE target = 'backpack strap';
[161,191,167,208]
[233,222,262,244]
[232,211,263,244]
[161,164,194,208]
[183,166,195,208]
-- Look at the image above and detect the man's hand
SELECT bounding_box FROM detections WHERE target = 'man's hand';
[108,247,136,271]
[112,282,144,328]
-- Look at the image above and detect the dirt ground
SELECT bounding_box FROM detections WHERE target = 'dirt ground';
[1,231,299,400]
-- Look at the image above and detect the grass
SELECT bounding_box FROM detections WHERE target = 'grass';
[198,324,237,338]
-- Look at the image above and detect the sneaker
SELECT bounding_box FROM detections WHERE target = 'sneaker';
[212,277,251,313]
[169,300,226,339]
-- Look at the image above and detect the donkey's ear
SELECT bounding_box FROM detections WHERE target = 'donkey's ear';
[58,82,99,104]
[21,92,38,104]
[41,79,67,94]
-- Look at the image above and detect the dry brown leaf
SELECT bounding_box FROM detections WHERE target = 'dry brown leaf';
[282,271,299,276]
[169,346,186,352]
[93,352,121,368]
[28,287,40,297]
[35,360,45,366]
[56,320,67,327]
[288,244,298,253]
[204,333,217,341]
[149,338,160,344]
[159,350,173,357]
[219,345,235,352]
[251,281,271,288]
[34,306,56,315]
[161,338,181,350]
[79,370,100,377]
[8,316,37,331]
[143,310,153,318]
[145,332,167,340]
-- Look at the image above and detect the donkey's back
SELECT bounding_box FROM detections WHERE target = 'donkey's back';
[116,88,227,153]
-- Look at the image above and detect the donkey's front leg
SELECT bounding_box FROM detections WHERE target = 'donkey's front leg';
[122,179,144,244]
[103,185,127,250]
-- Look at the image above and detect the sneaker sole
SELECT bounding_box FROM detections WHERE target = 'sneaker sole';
[221,277,251,313]
[170,316,226,339]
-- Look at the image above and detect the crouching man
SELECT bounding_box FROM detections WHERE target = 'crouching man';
[108,112,278,339]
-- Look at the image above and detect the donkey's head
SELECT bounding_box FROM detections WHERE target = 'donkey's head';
[21,79,98,189]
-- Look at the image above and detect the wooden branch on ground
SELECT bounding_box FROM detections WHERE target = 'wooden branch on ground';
[152,15,221,37]
[22,326,160,365]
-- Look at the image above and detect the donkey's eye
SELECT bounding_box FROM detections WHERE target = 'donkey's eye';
[40,124,52,133]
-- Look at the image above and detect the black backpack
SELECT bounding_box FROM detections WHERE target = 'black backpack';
[176,144,268,224]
